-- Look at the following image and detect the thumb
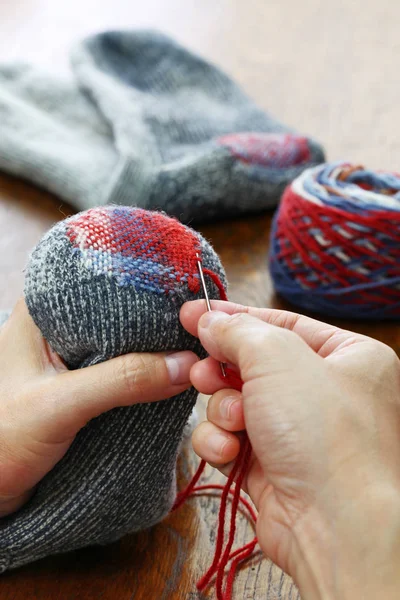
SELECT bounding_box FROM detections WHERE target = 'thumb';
[197,311,310,383]
[38,350,199,438]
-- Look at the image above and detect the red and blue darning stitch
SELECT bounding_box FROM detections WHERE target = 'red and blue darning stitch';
[218,132,311,169]
[66,207,202,295]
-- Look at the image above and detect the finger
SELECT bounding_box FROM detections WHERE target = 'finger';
[192,421,240,465]
[0,298,66,377]
[190,356,228,394]
[41,350,199,435]
[194,444,264,503]
[190,357,242,395]
[196,311,309,382]
[206,389,245,432]
[180,300,368,357]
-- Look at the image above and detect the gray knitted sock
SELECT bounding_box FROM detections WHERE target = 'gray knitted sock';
[0,206,226,573]
[0,30,324,223]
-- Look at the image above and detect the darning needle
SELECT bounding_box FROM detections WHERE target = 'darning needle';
[196,253,227,378]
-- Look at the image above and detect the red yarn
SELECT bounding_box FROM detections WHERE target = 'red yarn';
[225,538,258,597]
[172,459,207,512]
[218,133,311,169]
[173,386,257,600]
[191,485,257,522]
[221,366,243,391]
[195,430,245,594]
[214,435,253,599]
[203,267,229,301]
[172,309,258,600]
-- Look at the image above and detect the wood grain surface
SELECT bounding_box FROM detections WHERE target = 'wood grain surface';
[0,1,399,599]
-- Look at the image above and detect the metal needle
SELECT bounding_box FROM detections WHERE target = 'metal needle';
[196,254,227,378]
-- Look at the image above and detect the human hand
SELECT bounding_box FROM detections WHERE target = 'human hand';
[180,300,400,600]
[0,299,198,518]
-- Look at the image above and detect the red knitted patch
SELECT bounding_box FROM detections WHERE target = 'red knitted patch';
[218,133,311,168]
[66,207,202,294]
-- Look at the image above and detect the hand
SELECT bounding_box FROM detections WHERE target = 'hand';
[0,299,198,517]
[180,300,400,600]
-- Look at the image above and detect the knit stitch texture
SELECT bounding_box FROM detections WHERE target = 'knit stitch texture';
[0,206,226,573]
[0,30,325,223]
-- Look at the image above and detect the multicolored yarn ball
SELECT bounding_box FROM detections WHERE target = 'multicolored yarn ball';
[269,162,400,320]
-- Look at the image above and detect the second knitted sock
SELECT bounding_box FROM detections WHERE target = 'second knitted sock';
[0,30,325,223]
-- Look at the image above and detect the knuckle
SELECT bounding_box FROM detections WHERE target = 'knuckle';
[382,344,400,366]
[237,323,300,377]
[243,320,297,353]
[223,313,264,345]
[230,303,250,316]
[376,343,400,377]
[355,342,400,398]
[227,312,252,327]
[115,354,155,398]
[270,310,301,331]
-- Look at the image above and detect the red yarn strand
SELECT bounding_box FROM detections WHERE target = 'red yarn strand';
[228,538,258,562]
[172,459,206,512]
[202,267,229,301]
[225,538,258,598]
[192,485,257,523]
[215,435,253,600]
[172,266,259,600]
[196,442,243,592]
[223,366,244,393]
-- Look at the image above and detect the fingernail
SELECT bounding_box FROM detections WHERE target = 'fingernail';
[199,311,230,329]
[220,395,239,421]
[208,431,231,457]
[165,351,197,385]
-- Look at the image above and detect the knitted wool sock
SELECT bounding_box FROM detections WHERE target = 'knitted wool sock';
[0,206,226,573]
[0,30,325,223]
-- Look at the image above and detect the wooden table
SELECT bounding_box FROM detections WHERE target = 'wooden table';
[1,1,400,598]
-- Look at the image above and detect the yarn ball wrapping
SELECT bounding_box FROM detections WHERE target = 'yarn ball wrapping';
[269,162,400,320]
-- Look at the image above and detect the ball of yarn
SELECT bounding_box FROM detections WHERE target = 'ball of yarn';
[269,162,400,320]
